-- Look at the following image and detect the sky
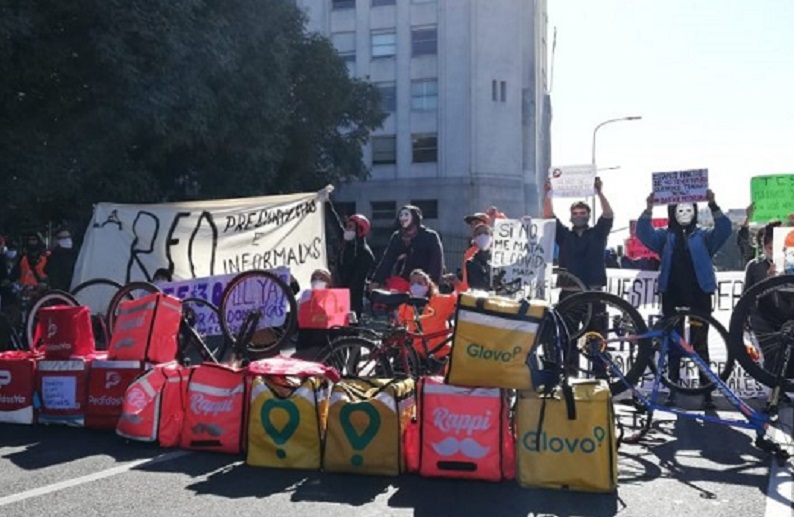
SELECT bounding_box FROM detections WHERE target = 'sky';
[547,0,794,243]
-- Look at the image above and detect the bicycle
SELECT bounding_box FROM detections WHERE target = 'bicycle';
[554,290,789,462]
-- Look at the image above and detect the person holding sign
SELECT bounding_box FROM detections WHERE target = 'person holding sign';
[465,223,493,291]
[637,189,731,408]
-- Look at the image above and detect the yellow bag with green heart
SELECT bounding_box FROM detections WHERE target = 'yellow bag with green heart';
[515,379,618,493]
[247,375,330,470]
[323,379,415,476]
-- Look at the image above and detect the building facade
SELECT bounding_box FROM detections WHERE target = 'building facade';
[297,0,551,268]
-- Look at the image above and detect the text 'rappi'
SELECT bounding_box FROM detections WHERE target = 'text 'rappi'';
[190,394,235,417]
[433,407,492,436]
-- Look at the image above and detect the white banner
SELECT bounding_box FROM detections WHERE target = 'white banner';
[491,219,555,298]
[549,164,596,198]
[603,268,767,399]
[72,191,326,312]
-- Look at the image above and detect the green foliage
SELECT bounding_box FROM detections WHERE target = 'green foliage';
[0,0,385,236]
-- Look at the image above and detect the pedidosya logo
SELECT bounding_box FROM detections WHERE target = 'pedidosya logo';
[466,343,523,363]
[522,426,607,454]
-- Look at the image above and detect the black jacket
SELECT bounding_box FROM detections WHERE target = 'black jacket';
[373,225,444,284]
[44,247,78,291]
[337,238,375,315]
[465,250,491,291]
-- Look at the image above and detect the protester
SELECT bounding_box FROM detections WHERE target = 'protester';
[486,206,507,223]
[465,223,493,291]
[152,268,173,284]
[294,268,335,360]
[0,239,18,312]
[742,221,781,292]
[397,269,457,359]
[460,212,490,291]
[335,214,375,319]
[736,203,757,266]
[44,228,78,291]
[13,233,49,289]
[372,205,444,289]
[636,190,732,409]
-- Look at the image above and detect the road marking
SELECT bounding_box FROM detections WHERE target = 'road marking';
[0,450,191,507]
[765,406,793,517]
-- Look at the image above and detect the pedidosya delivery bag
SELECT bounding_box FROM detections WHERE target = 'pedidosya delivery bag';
[247,376,329,470]
[447,293,549,389]
[323,379,415,476]
[515,379,618,493]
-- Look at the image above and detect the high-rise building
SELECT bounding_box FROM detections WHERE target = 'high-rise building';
[296,0,551,267]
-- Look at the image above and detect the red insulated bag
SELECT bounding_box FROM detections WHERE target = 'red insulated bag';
[181,364,247,455]
[38,306,96,359]
[0,350,39,425]
[36,356,95,427]
[86,359,147,430]
[108,293,182,364]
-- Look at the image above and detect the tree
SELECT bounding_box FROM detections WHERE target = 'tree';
[0,0,385,237]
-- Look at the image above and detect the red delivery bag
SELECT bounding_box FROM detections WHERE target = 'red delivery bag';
[36,357,93,427]
[406,376,515,482]
[108,293,182,364]
[0,351,38,425]
[86,359,147,430]
[116,361,188,447]
[181,363,247,455]
[38,306,95,359]
[297,289,351,329]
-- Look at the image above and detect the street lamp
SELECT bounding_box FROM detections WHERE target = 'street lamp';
[590,116,642,223]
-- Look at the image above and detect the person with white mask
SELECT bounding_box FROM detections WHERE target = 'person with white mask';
[44,228,78,292]
[465,223,494,291]
[637,190,732,409]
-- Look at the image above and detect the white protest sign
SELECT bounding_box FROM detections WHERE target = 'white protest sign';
[42,376,78,410]
[602,268,767,400]
[72,191,326,313]
[490,219,555,297]
[549,165,596,198]
[159,267,291,335]
[773,227,794,275]
[652,168,709,205]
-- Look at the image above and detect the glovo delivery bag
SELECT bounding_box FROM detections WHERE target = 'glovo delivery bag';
[447,293,549,390]
[247,375,329,470]
[323,379,415,476]
[515,379,618,493]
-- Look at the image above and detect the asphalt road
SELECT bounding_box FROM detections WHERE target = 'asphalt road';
[0,397,790,517]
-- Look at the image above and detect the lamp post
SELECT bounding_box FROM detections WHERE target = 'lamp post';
[590,116,642,223]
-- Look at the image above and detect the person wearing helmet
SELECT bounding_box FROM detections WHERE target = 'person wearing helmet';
[336,214,375,318]
[372,205,444,290]
[459,213,490,291]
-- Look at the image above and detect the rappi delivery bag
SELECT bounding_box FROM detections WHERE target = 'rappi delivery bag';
[36,356,96,426]
[0,350,39,425]
[86,360,147,430]
[108,293,182,364]
[297,289,350,329]
[37,306,95,359]
[404,376,515,482]
[180,363,247,455]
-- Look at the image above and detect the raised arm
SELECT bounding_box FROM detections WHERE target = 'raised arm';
[543,179,554,219]
[636,193,667,254]
[704,190,732,256]
[595,177,613,218]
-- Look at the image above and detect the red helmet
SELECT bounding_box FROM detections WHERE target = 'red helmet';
[348,214,371,237]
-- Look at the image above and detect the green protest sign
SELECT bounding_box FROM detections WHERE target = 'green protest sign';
[751,174,794,223]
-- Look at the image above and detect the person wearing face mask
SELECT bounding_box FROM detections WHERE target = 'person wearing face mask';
[465,224,494,291]
[743,221,781,292]
[13,233,49,290]
[637,190,731,408]
[335,214,375,319]
[293,268,335,360]
[44,229,78,292]
[372,205,444,290]
[397,269,458,360]
[459,213,490,292]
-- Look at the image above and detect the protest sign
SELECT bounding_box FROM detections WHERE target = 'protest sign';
[750,174,794,223]
[652,169,709,205]
[772,227,794,275]
[625,218,668,259]
[549,165,596,198]
[490,219,555,297]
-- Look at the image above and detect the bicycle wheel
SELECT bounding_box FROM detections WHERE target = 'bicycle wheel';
[218,270,298,355]
[728,274,794,391]
[554,291,654,396]
[317,336,389,378]
[377,342,422,379]
[25,290,80,350]
[105,281,162,333]
[71,278,124,350]
[181,296,226,363]
[537,267,587,305]
[656,309,734,395]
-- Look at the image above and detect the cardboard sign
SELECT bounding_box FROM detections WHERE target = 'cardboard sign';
[625,218,668,259]
[490,219,556,298]
[549,165,596,198]
[751,174,794,223]
[652,169,709,205]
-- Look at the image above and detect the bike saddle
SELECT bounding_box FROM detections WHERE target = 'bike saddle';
[369,289,411,311]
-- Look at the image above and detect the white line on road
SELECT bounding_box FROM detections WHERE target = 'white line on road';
[765,406,793,517]
[0,450,191,508]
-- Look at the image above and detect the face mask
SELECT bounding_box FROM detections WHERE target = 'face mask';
[474,235,492,251]
[5,250,17,260]
[571,215,588,228]
[58,238,73,249]
[343,230,356,241]
[399,209,413,229]
[675,204,695,226]
[410,283,429,297]
[311,280,327,290]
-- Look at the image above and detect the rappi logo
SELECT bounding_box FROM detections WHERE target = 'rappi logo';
[105,372,121,390]
[125,387,150,411]
[433,407,492,436]
[466,343,523,363]
[190,394,234,417]
[522,426,608,455]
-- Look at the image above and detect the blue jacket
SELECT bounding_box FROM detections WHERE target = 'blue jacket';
[636,207,731,294]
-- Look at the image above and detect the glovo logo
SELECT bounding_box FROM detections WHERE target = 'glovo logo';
[522,426,607,455]
[466,343,523,363]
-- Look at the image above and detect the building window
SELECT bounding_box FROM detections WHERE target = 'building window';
[372,136,397,165]
[372,0,395,5]
[411,26,437,57]
[492,80,498,101]
[335,202,357,217]
[410,199,438,219]
[371,30,396,58]
[331,32,356,74]
[376,82,396,113]
[500,81,506,102]
[332,0,355,10]
[411,79,438,111]
[371,201,397,221]
[412,133,438,163]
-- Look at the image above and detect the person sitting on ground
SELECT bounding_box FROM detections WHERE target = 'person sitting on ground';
[397,269,458,360]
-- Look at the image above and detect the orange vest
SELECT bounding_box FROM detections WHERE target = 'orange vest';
[19,254,48,286]
[398,293,457,358]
